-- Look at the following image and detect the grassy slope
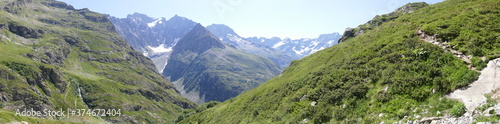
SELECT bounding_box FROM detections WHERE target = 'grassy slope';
[179,0,499,123]
[0,0,195,123]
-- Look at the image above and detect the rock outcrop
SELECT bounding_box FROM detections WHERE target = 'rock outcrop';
[8,23,44,39]
[338,27,363,43]
[41,0,75,10]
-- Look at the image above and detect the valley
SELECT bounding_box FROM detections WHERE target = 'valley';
[109,13,341,104]
[0,0,499,123]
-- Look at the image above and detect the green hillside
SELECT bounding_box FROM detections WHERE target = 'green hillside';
[179,0,500,123]
[0,0,194,123]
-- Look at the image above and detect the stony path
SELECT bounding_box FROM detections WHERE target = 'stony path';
[417,29,481,70]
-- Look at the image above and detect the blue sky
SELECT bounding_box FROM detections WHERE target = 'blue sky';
[58,0,444,39]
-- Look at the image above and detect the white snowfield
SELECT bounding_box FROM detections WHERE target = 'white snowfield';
[447,58,500,112]
[147,44,172,53]
[147,18,163,28]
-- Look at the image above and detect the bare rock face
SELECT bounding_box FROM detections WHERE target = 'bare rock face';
[338,28,363,43]
[41,0,75,10]
[8,23,44,39]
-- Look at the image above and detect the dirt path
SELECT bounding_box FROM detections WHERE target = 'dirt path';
[446,58,500,112]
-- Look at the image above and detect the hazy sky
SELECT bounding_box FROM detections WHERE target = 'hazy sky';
[58,0,444,39]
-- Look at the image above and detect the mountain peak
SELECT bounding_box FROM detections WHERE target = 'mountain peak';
[171,23,225,55]
[168,14,189,22]
[126,12,155,23]
[206,24,239,37]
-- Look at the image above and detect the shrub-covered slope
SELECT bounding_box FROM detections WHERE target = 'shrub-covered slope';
[179,0,500,123]
[0,0,195,123]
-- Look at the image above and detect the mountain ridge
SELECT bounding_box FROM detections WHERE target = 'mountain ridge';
[246,32,342,58]
[206,24,297,69]
[163,24,281,104]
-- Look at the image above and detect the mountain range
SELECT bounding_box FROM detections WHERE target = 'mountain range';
[206,24,342,67]
[206,24,296,69]
[246,32,342,58]
[110,13,342,71]
[109,13,341,104]
[110,13,283,104]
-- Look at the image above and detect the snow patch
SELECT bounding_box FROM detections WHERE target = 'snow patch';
[147,18,163,28]
[272,41,286,48]
[228,35,246,43]
[172,38,181,46]
[159,60,168,74]
[147,44,172,53]
[327,40,335,45]
[312,40,319,46]
[293,46,312,56]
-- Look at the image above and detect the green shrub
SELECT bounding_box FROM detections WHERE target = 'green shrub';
[450,103,466,117]
[205,101,220,108]
[1,62,36,77]
[471,57,487,70]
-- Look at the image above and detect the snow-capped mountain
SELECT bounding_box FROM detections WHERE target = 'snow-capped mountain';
[109,13,197,72]
[246,33,342,58]
[110,13,341,72]
[110,14,281,104]
[206,24,296,69]
[109,13,342,104]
